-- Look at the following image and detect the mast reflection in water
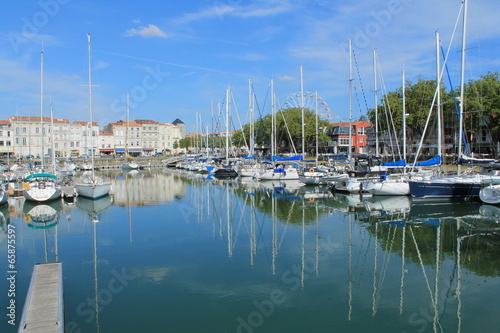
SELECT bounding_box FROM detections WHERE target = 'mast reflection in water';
[1,169,499,333]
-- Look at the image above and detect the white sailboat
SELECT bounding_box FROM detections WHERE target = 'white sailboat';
[122,92,140,170]
[408,0,500,200]
[75,34,111,199]
[23,50,62,202]
[299,91,329,185]
[257,79,299,181]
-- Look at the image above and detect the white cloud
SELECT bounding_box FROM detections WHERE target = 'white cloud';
[93,60,110,71]
[279,75,295,82]
[175,0,293,23]
[125,24,168,38]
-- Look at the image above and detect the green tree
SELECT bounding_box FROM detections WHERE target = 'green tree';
[465,71,500,142]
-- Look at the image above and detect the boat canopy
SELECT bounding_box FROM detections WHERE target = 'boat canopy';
[26,173,57,180]
[242,155,255,159]
[412,155,441,167]
[272,155,303,161]
[383,159,406,167]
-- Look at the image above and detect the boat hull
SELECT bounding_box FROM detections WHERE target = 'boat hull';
[408,180,483,200]
[75,183,111,199]
[23,188,61,202]
[299,172,327,185]
[214,168,238,179]
[258,168,299,180]
[363,180,410,196]
[479,184,500,204]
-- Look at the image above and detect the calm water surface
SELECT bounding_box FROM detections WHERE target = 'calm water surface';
[1,169,499,332]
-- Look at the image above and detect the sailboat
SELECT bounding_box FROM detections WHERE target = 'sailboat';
[23,50,62,202]
[75,34,112,199]
[213,86,238,179]
[408,0,500,200]
[257,79,299,181]
[122,93,140,170]
[299,90,330,185]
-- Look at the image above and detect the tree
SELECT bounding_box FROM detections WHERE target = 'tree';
[465,71,500,142]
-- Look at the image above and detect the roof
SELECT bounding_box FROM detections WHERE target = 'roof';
[329,121,372,127]
[172,118,184,125]
[74,121,98,126]
[9,116,70,124]
[135,119,158,124]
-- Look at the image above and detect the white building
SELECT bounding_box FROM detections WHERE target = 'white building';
[6,116,185,159]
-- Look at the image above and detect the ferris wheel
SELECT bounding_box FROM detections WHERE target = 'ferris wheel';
[279,91,332,119]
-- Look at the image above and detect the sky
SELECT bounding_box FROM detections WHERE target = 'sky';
[1,0,499,134]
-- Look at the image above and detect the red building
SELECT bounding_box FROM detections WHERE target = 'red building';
[326,121,372,154]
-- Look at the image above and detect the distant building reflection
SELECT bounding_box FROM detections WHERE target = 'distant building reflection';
[111,170,186,206]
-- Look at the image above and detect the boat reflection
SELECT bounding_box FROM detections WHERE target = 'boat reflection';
[0,204,11,241]
[22,199,63,229]
[76,195,113,223]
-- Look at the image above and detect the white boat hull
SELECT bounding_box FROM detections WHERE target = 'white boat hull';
[0,190,9,206]
[75,182,111,199]
[23,188,61,202]
[363,180,410,196]
[258,168,299,180]
[122,162,139,170]
[479,184,500,204]
[299,172,328,185]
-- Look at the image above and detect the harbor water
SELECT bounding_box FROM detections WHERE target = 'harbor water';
[1,168,499,332]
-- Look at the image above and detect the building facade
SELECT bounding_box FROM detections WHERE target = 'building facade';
[325,121,372,154]
[3,116,185,159]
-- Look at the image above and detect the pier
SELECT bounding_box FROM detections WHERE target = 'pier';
[18,263,63,333]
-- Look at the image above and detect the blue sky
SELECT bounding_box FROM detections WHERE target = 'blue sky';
[1,0,499,133]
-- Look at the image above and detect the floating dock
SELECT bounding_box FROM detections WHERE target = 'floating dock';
[18,262,63,333]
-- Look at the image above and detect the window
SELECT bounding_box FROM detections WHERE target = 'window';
[339,137,350,145]
[357,127,365,135]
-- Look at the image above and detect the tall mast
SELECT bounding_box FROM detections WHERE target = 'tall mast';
[50,103,56,173]
[125,91,129,157]
[40,50,44,170]
[225,86,230,162]
[348,39,353,160]
[373,48,379,157]
[87,34,96,177]
[402,69,407,164]
[436,31,442,162]
[271,79,275,158]
[315,90,319,165]
[300,66,305,157]
[458,0,468,175]
[249,78,254,157]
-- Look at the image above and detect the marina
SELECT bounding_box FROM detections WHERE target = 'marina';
[1,168,499,332]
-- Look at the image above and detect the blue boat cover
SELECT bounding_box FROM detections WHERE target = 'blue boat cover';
[272,155,303,161]
[383,158,406,167]
[412,155,441,167]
